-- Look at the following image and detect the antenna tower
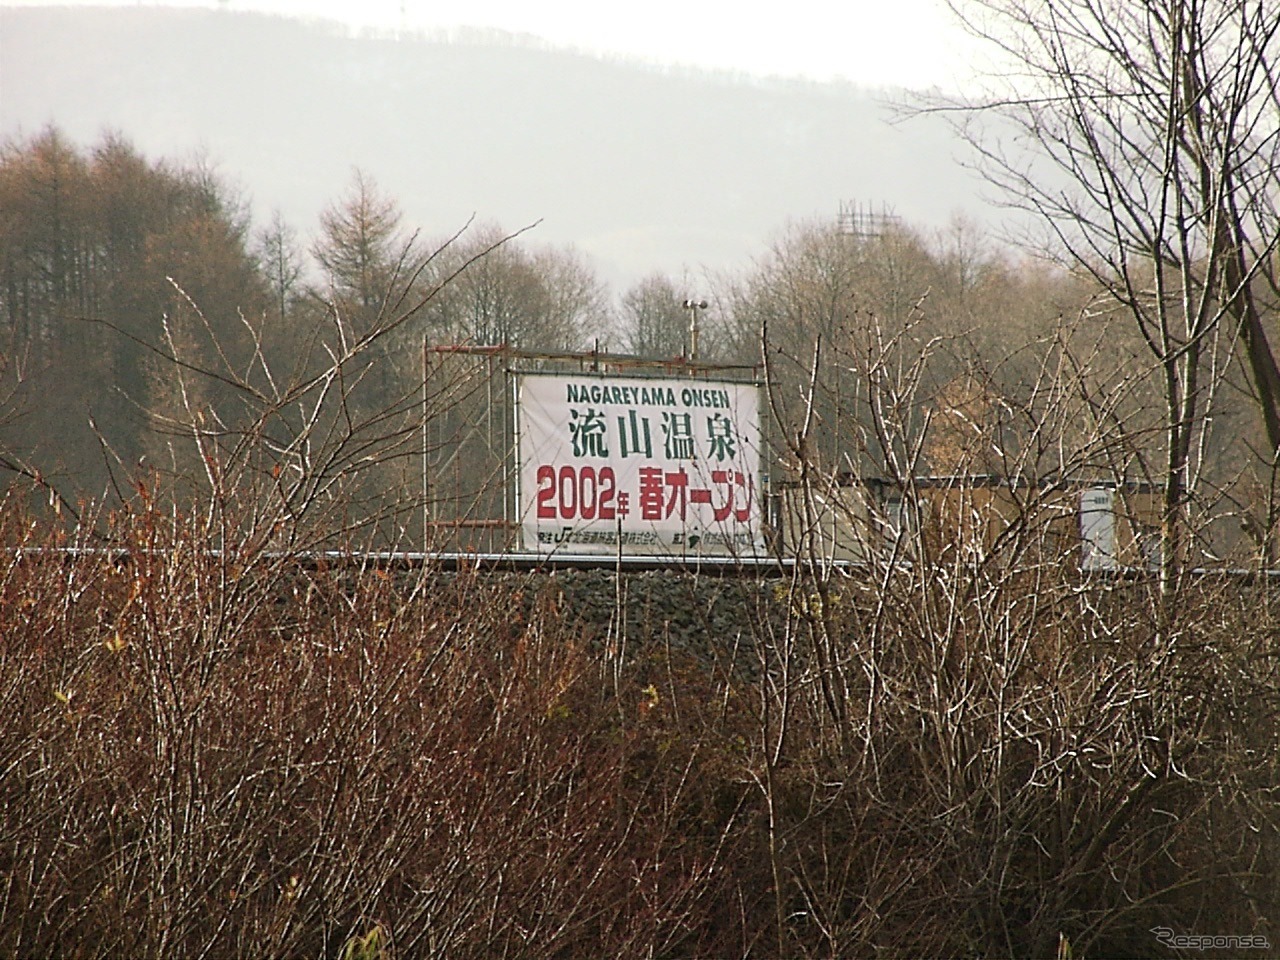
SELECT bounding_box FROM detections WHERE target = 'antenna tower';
[837,201,900,241]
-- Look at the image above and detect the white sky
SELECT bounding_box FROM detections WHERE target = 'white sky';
[4,0,981,90]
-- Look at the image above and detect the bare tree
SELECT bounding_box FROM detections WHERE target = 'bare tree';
[254,209,305,325]
[618,272,691,358]
[312,169,412,323]
[419,224,606,351]
[930,0,1280,579]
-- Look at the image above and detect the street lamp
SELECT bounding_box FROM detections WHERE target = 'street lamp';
[683,298,708,361]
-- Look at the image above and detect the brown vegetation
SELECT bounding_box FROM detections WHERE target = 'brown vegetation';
[0,482,1275,957]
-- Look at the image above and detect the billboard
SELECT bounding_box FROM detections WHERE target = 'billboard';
[517,373,764,557]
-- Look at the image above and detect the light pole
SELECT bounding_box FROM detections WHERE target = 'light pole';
[683,298,708,362]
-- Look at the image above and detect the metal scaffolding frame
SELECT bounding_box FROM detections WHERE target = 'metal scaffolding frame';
[420,340,763,557]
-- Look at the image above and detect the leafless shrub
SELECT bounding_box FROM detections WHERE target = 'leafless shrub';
[0,499,764,959]
[752,309,1280,956]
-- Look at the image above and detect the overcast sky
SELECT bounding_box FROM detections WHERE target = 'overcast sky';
[2,0,983,90]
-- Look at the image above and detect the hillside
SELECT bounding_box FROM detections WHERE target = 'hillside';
[0,5,989,289]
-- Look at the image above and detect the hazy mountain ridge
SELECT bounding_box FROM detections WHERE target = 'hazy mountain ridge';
[0,5,988,289]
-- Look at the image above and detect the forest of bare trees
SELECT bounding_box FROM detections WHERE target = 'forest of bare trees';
[0,127,1157,536]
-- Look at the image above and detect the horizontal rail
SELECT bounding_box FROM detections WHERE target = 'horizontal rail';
[3,546,806,577]
[425,341,761,375]
[9,545,1280,581]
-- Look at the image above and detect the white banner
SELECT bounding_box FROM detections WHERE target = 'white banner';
[517,373,764,557]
